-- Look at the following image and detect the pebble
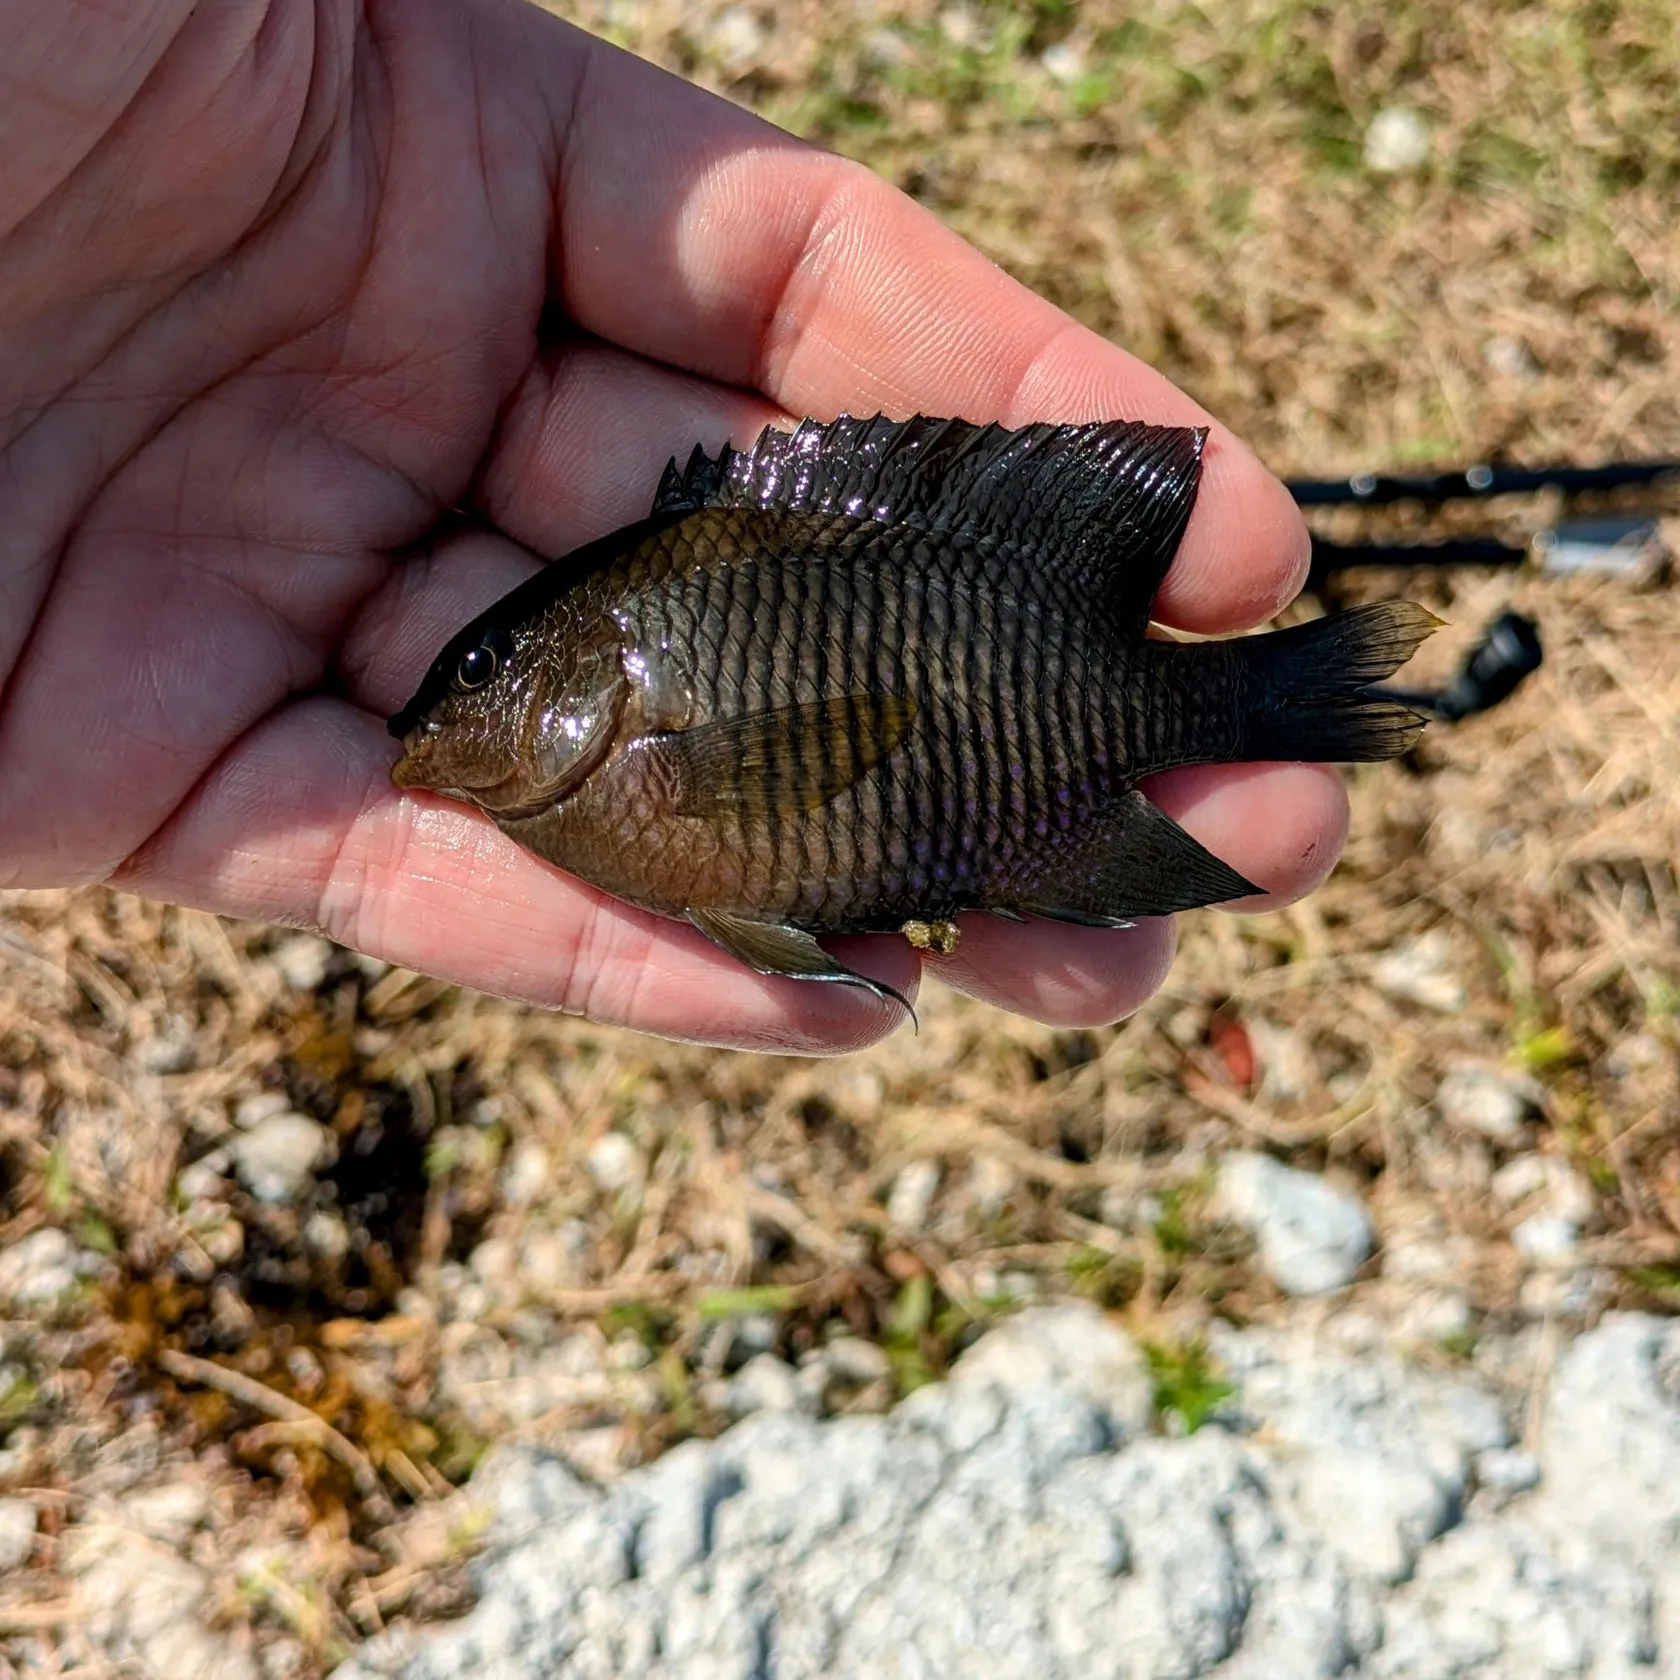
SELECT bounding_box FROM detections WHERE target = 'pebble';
[0,1227,93,1312]
[1499,1156,1594,1222]
[1215,1152,1374,1296]
[231,1112,334,1204]
[1372,931,1467,1013]
[500,1141,552,1207]
[1482,335,1539,381]
[68,1520,258,1680]
[967,1155,1015,1221]
[0,1496,36,1571]
[303,1210,351,1262]
[1040,39,1085,83]
[716,1354,807,1418]
[703,5,768,70]
[122,1479,210,1545]
[586,1132,645,1195]
[270,934,333,992]
[234,1091,294,1131]
[1512,1214,1581,1263]
[1436,1065,1534,1142]
[820,1337,891,1389]
[1364,105,1432,173]
[176,1157,229,1202]
[886,1159,941,1234]
[1475,1447,1541,1494]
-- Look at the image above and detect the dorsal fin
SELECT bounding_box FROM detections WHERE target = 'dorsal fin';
[650,443,725,515]
[649,413,1206,632]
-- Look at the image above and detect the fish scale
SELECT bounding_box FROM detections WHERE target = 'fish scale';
[389,413,1437,1013]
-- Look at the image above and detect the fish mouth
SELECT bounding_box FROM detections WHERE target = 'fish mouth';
[390,728,436,790]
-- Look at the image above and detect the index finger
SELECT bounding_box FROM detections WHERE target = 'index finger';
[537,19,1307,631]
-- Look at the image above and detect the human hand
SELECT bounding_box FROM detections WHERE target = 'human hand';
[0,0,1335,1053]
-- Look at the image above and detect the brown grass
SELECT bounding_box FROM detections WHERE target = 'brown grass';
[3,1,1679,1671]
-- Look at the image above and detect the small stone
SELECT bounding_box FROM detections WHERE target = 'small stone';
[469,1237,517,1291]
[1482,336,1539,380]
[1364,105,1431,173]
[1491,1156,1594,1225]
[231,1113,333,1204]
[718,1353,805,1417]
[586,1132,645,1195]
[516,1229,575,1293]
[887,1159,941,1234]
[234,1091,293,1131]
[0,1496,37,1572]
[863,26,913,68]
[123,1480,210,1544]
[0,1228,83,1311]
[948,1301,1155,1438]
[1097,1185,1160,1233]
[822,1337,892,1389]
[1373,932,1467,1013]
[1512,1214,1580,1262]
[1437,1066,1534,1143]
[938,5,982,49]
[967,1155,1014,1220]
[1520,1266,1608,1318]
[302,1210,350,1262]
[704,5,768,71]
[1215,1152,1374,1296]
[271,934,333,992]
[176,1158,228,1202]
[501,1141,552,1207]
[1040,38,1085,83]
[1399,1289,1474,1346]
[1475,1447,1541,1493]
[607,1330,654,1373]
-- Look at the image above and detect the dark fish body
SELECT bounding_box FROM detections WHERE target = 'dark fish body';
[391,415,1435,1006]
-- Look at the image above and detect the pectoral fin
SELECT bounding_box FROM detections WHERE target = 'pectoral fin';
[1013,789,1260,925]
[689,908,916,1020]
[651,694,916,819]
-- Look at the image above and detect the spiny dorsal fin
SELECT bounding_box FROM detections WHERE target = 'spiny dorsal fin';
[655,414,1206,632]
[649,443,726,515]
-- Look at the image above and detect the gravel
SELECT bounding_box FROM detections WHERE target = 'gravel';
[1214,1152,1374,1296]
[230,1111,335,1204]
[331,1303,1680,1680]
[0,1227,101,1313]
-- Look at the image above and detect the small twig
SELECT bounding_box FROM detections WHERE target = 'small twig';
[0,1598,79,1633]
[155,1349,390,1515]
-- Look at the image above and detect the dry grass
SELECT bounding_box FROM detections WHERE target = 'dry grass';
[3,1,1679,1672]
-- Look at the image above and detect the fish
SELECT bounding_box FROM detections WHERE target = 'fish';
[389,413,1436,1013]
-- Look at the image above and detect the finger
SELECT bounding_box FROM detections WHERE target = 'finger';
[926,764,1346,1025]
[474,336,786,560]
[927,915,1179,1031]
[1145,762,1351,910]
[114,697,918,1056]
[537,24,1307,632]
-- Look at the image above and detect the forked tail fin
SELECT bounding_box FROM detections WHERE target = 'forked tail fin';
[1238,601,1441,762]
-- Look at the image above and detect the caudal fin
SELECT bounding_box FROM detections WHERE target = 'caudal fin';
[1239,601,1441,763]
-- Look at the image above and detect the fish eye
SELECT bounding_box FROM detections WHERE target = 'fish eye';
[453,628,511,693]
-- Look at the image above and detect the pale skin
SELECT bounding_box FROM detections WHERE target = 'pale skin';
[0,0,1345,1055]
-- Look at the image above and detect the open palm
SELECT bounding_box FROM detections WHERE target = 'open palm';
[0,0,1339,1053]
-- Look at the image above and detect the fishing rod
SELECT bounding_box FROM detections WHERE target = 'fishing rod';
[1287,458,1680,508]
[1287,457,1677,725]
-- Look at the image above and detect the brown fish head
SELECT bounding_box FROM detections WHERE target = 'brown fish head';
[389,607,628,820]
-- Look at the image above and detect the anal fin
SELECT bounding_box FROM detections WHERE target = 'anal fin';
[1013,790,1259,925]
[689,907,916,1021]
